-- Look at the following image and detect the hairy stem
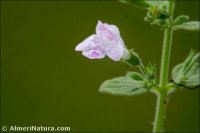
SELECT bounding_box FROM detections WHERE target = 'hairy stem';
[153,90,167,132]
[153,1,175,132]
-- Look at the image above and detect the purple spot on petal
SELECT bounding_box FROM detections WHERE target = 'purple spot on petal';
[91,51,100,57]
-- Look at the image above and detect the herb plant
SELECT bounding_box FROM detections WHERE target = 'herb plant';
[75,0,200,132]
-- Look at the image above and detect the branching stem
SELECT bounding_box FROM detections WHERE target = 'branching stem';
[153,1,175,132]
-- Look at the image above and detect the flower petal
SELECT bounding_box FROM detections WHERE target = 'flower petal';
[96,20,121,42]
[75,34,97,51]
[75,20,126,61]
[106,43,123,61]
[96,20,120,36]
[82,49,106,59]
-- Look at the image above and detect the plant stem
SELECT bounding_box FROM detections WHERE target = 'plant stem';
[153,1,175,132]
[153,90,167,132]
[159,2,174,89]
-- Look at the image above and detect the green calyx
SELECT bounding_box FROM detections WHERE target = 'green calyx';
[122,50,142,67]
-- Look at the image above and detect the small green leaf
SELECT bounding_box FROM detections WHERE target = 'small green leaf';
[143,63,158,88]
[173,21,200,31]
[99,77,148,96]
[173,15,190,25]
[119,0,150,9]
[172,50,200,88]
[144,63,157,81]
[126,72,144,80]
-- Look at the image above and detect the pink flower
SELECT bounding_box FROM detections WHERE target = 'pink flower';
[75,20,128,61]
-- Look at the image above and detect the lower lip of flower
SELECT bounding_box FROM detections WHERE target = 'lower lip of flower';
[91,51,101,57]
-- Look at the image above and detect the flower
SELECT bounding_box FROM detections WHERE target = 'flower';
[75,20,129,61]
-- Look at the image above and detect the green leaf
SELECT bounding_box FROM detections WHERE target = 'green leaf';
[126,72,144,80]
[119,0,150,9]
[173,15,190,25]
[173,21,200,31]
[172,50,200,88]
[184,63,200,87]
[99,77,148,96]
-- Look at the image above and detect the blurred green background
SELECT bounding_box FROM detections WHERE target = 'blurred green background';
[1,0,199,132]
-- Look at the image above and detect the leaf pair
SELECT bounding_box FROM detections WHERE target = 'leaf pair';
[172,50,200,88]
